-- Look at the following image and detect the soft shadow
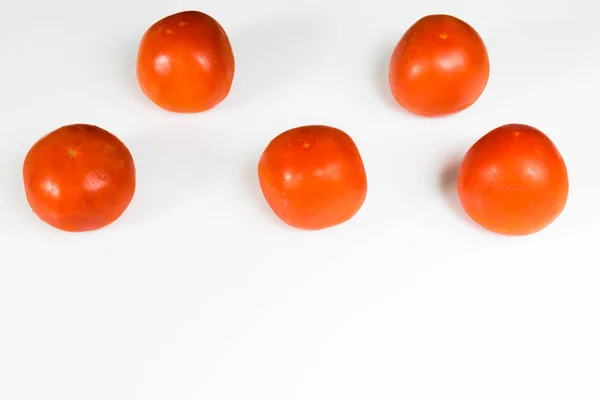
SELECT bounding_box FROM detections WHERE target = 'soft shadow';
[241,155,284,227]
[122,131,215,223]
[226,18,330,106]
[0,150,33,222]
[438,156,475,226]
[120,37,141,93]
[105,34,147,103]
[242,155,262,209]
[373,37,399,110]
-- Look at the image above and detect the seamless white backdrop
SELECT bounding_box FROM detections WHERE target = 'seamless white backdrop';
[0,0,599,399]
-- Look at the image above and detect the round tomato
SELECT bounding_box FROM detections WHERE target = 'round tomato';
[258,125,368,230]
[389,14,490,117]
[456,124,569,236]
[22,124,136,232]
[136,10,235,113]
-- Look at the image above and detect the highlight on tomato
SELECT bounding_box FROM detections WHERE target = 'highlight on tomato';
[22,124,136,232]
[258,125,368,230]
[136,10,235,113]
[389,14,490,117]
[456,123,569,236]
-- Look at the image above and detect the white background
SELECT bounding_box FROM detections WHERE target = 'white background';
[0,0,599,398]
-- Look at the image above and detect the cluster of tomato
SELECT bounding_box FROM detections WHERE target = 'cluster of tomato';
[22,11,568,236]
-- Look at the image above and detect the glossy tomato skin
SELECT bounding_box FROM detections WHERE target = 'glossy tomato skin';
[389,14,490,117]
[23,124,136,232]
[457,124,568,236]
[136,10,235,113]
[258,125,368,230]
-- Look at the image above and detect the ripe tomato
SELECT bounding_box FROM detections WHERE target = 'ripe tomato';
[389,14,490,117]
[22,124,136,232]
[456,124,569,236]
[258,125,368,230]
[136,10,235,113]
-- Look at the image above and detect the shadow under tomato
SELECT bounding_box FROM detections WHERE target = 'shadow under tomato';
[241,154,286,228]
[121,131,216,224]
[0,150,33,224]
[225,17,331,107]
[119,36,139,83]
[100,33,147,105]
[438,156,479,228]
[373,37,400,111]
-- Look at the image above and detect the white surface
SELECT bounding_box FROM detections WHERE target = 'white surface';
[0,0,599,399]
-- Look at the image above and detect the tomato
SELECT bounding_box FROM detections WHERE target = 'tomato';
[136,10,235,113]
[389,14,490,117]
[22,124,136,232]
[258,125,368,230]
[456,124,569,236]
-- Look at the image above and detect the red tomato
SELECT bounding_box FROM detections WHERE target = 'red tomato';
[22,124,136,232]
[136,10,235,113]
[457,124,569,236]
[258,125,368,230]
[389,14,490,117]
